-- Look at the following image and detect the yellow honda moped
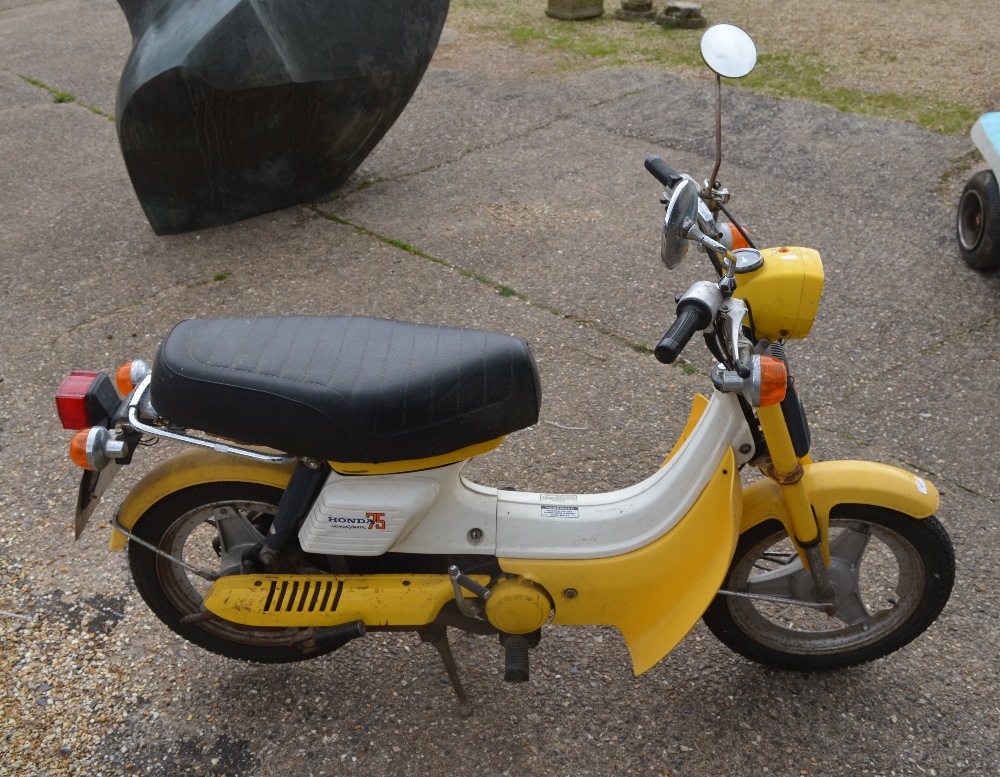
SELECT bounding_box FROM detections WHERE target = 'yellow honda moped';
[55,25,953,713]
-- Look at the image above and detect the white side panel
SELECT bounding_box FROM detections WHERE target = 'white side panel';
[387,464,500,555]
[495,392,749,559]
[298,473,442,555]
[299,392,752,560]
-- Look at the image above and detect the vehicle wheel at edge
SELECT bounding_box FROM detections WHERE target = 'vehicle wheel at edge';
[957,169,1000,271]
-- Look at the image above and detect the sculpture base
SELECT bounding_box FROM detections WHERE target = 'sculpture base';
[546,0,604,21]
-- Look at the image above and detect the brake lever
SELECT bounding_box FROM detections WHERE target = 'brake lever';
[719,298,752,377]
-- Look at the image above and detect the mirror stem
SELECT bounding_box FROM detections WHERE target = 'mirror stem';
[708,74,722,192]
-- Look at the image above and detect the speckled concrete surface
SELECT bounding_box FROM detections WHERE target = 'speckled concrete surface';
[2,2,997,775]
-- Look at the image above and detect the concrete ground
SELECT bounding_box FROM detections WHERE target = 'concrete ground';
[1,1,997,775]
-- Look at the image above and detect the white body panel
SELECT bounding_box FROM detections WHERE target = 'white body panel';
[496,391,751,558]
[301,392,752,560]
[298,476,441,554]
[972,112,1000,176]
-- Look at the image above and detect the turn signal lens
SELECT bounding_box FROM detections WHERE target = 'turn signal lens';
[115,359,151,394]
[115,362,133,394]
[70,428,94,470]
[720,222,752,250]
[757,356,788,406]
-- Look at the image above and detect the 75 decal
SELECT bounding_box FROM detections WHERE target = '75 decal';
[366,512,386,531]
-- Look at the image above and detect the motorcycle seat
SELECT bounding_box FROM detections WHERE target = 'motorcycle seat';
[149,316,542,464]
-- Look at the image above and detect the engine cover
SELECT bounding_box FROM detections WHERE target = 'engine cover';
[485,578,553,635]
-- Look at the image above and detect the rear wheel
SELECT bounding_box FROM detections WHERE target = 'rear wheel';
[128,481,331,662]
[957,169,1000,270]
[702,506,954,670]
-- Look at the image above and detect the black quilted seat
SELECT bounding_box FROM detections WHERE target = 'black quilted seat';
[149,316,542,464]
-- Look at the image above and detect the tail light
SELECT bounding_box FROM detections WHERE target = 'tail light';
[55,371,102,430]
[56,360,149,431]
[55,371,119,430]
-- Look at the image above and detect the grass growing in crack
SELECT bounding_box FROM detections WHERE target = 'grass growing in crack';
[13,72,114,119]
[188,272,232,288]
[459,269,492,284]
[310,205,668,357]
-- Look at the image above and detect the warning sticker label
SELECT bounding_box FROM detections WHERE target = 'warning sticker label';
[540,493,578,504]
[541,505,580,519]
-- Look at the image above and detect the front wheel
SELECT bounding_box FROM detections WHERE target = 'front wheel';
[702,506,954,670]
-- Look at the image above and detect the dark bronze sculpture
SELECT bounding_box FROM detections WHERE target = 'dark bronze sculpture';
[115,0,450,234]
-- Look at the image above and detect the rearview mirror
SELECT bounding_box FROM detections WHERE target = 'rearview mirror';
[700,24,757,79]
[661,178,698,268]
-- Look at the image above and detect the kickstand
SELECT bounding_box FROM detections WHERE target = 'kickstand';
[419,625,472,717]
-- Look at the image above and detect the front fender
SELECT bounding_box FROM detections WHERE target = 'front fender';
[742,459,939,541]
[110,449,296,549]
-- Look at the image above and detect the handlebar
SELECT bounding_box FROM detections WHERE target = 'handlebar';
[654,298,715,364]
[644,155,684,190]
[654,280,725,364]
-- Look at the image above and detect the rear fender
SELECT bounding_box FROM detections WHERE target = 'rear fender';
[742,460,939,560]
[110,449,296,549]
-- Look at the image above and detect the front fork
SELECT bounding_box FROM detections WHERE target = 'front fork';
[754,403,837,609]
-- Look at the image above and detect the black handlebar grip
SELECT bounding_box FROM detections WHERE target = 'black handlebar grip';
[644,155,684,190]
[654,300,713,364]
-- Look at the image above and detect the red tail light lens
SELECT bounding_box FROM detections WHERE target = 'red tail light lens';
[55,371,101,430]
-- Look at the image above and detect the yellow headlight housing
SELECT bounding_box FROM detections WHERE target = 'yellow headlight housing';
[734,246,824,341]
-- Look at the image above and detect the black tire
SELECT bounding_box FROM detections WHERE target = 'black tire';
[128,481,330,663]
[702,506,954,670]
[957,169,1000,271]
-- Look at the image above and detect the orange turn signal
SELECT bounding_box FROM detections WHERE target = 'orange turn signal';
[115,359,151,395]
[720,222,752,250]
[115,362,134,394]
[70,428,94,470]
[757,356,788,406]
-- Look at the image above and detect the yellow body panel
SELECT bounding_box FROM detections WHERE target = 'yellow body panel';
[661,394,709,466]
[499,449,741,675]
[734,246,824,341]
[329,436,505,475]
[110,449,296,549]
[742,460,940,546]
[202,573,490,628]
